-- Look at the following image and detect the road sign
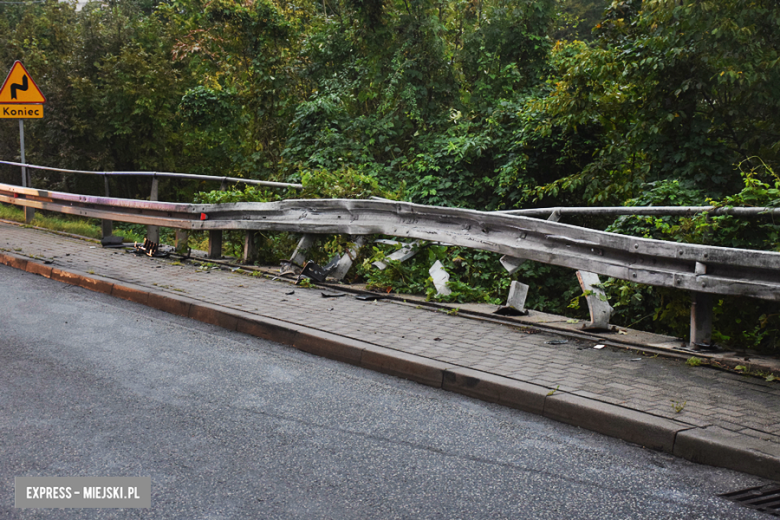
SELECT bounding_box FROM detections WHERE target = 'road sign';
[0,104,43,118]
[0,61,46,104]
[0,61,46,193]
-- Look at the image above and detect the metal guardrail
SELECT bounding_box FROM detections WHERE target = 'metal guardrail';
[498,206,780,217]
[3,182,779,302]
[0,160,304,190]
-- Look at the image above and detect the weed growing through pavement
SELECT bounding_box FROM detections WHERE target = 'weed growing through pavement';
[671,400,686,413]
[547,385,560,396]
[735,364,778,382]
[686,356,702,367]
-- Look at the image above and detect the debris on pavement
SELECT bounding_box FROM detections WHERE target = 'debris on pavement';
[593,344,606,349]
[355,294,390,301]
[494,306,528,317]
[298,261,329,283]
[133,238,169,258]
[321,292,346,298]
[545,339,568,345]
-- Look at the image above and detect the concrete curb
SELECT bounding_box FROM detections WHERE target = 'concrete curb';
[2,251,779,481]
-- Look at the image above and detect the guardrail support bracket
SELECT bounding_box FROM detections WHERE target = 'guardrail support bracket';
[690,292,713,349]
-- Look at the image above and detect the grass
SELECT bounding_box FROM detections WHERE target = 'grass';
[0,203,103,238]
[0,203,159,244]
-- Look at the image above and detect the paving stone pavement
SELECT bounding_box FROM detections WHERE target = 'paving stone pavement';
[2,221,779,447]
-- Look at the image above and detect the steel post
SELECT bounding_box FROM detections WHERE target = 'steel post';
[146,177,159,243]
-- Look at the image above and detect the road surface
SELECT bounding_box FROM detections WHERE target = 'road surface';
[0,265,768,519]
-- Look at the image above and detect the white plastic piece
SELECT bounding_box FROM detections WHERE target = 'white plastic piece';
[429,260,451,296]
[506,281,529,311]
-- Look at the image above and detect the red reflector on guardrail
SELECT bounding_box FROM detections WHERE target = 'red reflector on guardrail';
[13,193,18,198]
[200,213,208,220]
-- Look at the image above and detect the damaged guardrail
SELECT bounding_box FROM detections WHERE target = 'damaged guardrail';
[3,181,780,349]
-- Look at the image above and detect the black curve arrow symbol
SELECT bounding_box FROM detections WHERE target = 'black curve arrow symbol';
[10,75,28,100]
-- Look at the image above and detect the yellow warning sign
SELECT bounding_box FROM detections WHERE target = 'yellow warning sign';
[0,104,43,118]
[0,61,46,104]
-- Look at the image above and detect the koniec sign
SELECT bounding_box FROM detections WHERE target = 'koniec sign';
[0,60,47,195]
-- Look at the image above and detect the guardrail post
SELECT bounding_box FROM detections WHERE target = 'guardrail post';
[147,177,159,243]
[690,292,714,348]
[207,230,222,259]
[206,182,226,259]
[289,234,315,267]
[175,229,189,255]
[577,271,613,331]
[330,236,367,280]
[101,176,113,239]
[19,121,35,223]
[242,231,256,264]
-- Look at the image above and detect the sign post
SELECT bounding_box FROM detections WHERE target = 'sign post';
[0,61,46,222]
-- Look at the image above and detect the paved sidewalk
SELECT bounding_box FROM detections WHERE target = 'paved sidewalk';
[2,221,780,480]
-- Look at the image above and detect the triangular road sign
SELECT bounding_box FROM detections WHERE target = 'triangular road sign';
[0,61,45,104]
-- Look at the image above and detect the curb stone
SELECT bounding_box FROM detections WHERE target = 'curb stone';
[2,250,779,481]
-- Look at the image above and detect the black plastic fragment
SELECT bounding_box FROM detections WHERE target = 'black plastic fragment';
[494,306,528,316]
[321,292,346,298]
[299,261,328,282]
[355,294,390,301]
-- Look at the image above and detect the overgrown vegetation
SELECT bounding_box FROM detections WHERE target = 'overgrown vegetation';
[1,0,779,351]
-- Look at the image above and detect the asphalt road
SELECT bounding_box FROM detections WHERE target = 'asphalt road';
[0,264,770,519]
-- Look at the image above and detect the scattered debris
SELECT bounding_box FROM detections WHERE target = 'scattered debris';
[429,260,451,296]
[545,339,568,345]
[133,238,169,258]
[494,306,528,316]
[593,344,606,349]
[285,290,295,295]
[355,294,390,301]
[298,261,329,283]
[321,292,346,298]
[434,337,442,341]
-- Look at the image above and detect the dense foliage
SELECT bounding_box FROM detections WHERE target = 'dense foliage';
[1,0,779,350]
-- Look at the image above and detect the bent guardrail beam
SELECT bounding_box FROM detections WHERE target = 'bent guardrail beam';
[3,182,780,347]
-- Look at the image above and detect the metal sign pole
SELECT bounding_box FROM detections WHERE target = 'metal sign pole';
[19,119,26,187]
